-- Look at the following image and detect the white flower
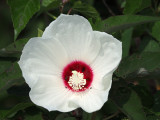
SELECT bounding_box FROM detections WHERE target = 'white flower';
[18,14,122,113]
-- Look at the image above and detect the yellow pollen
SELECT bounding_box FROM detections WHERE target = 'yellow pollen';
[68,71,86,91]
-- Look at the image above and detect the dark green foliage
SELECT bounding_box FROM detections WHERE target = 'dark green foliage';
[123,0,151,14]
[0,102,33,120]
[110,81,146,120]
[1,0,160,120]
[122,28,133,58]
[42,0,61,7]
[152,21,160,42]
[24,113,43,120]
[115,52,160,78]
[95,15,160,33]
[72,1,100,20]
[7,0,40,40]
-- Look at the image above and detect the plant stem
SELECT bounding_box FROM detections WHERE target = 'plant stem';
[67,8,72,15]
[102,0,115,16]
[103,111,120,120]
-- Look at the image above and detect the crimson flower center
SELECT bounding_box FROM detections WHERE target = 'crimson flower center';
[62,61,93,92]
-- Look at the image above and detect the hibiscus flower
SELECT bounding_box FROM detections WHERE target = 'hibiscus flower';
[18,14,122,113]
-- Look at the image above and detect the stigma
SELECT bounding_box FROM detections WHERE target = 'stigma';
[68,71,86,91]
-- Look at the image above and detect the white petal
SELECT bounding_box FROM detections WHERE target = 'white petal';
[91,31,122,79]
[71,73,112,113]
[42,14,100,64]
[92,72,113,90]
[42,14,92,39]
[29,75,79,112]
[72,87,111,113]
[18,37,69,87]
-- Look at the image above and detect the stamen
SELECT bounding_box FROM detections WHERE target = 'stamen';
[68,71,86,91]
[62,61,93,92]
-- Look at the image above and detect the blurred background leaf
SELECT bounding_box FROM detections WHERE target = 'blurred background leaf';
[42,0,61,7]
[95,15,160,33]
[1,0,160,119]
[122,27,133,58]
[151,21,160,42]
[115,52,160,78]
[0,102,33,120]
[110,81,147,120]
[123,0,151,14]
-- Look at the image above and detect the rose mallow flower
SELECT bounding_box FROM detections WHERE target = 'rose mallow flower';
[18,14,122,113]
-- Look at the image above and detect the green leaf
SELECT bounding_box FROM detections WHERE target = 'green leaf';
[38,28,43,37]
[0,102,33,120]
[101,99,118,114]
[0,63,23,90]
[95,15,160,33]
[82,111,92,120]
[82,110,103,120]
[152,21,160,42]
[144,40,160,52]
[111,81,146,120]
[48,111,61,120]
[0,63,24,99]
[94,112,103,120]
[0,38,28,57]
[131,85,154,108]
[123,0,151,14]
[63,117,76,120]
[115,52,160,78]
[0,61,12,75]
[147,115,160,120]
[55,113,69,120]
[122,28,133,58]
[5,39,28,52]
[121,91,146,120]
[25,113,43,120]
[73,1,100,20]
[125,69,160,83]
[139,37,160,52]
[152,91,160,113]
[42,0,61,7]
[7,0,40,40]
